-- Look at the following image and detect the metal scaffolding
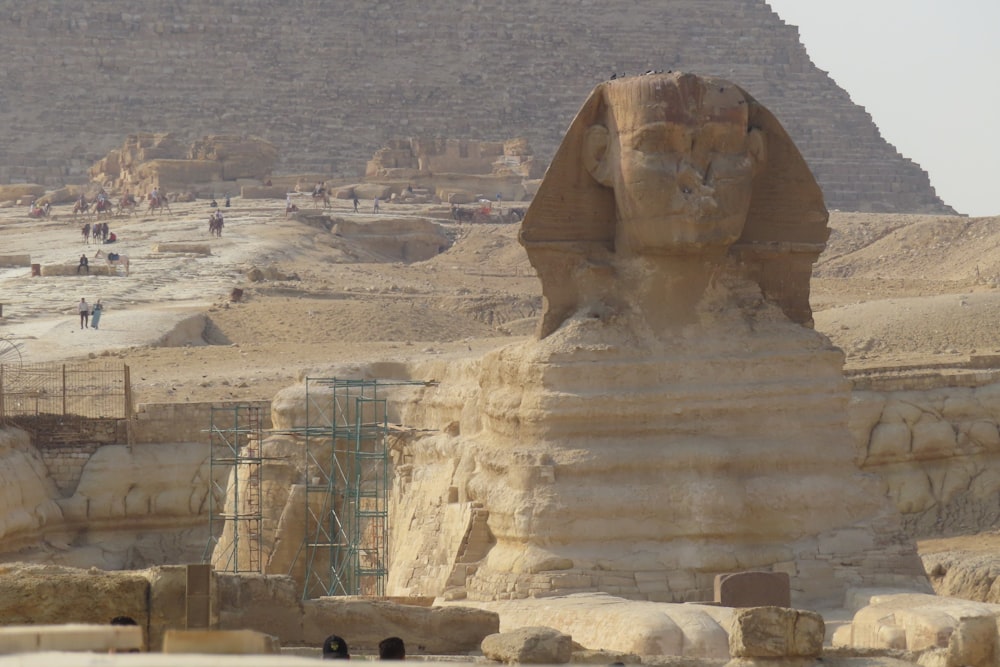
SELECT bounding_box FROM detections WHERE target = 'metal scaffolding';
[292,378,390,599]
[203,404,264,573]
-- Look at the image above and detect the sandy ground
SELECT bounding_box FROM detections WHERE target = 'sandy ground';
[1,199,1000,408]
[4,195,1000,588]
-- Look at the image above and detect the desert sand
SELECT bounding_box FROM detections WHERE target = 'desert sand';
[2,199,999,409]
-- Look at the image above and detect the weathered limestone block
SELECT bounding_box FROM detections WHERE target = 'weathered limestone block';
[188,135,277,181]
[135,159,222,192]
[833,593,1000,652]
[301,598,499,654]
[151,242,212,254]
[216,574,303,645]
[715,572,791,608]
[0,254,31,267]
[728,607,824,658]
[916,615,999,667]
[0,563,149,628]
[0,624,142,653]
[0,428,63,544]
[481,626,574,664]
[39,263,114,276]
[443,594,732,658]
[162,629,279,654]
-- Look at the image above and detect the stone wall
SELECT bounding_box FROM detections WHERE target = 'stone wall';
[0,0,953,214]
[133,400,272,445]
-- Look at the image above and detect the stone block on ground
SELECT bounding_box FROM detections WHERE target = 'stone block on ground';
[715,572,791,608]
[302,598,498,654]
[481,626,573,664]
[162,629,279,654]
[728,607,824,658]
[0,623,142,653]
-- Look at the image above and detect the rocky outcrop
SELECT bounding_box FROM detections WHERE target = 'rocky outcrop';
[849,384,1000,536]
[481,626,574,664]
[834,592,1000,662]
[88,133,277,195]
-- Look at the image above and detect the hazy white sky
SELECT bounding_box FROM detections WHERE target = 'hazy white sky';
[764,0,999,217]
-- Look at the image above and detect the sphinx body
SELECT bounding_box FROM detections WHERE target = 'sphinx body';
[387,72,928,605]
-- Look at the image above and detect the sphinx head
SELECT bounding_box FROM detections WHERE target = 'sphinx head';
[520,71,829,337]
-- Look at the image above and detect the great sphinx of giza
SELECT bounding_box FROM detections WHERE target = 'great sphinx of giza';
[385,72,929,606]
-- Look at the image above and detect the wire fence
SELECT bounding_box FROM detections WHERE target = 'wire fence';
[0,361,131,421]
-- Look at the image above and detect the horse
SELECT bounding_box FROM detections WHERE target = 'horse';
[146,193,172,215]
[208,214,224,237]
[93,198,115,220]
[91,223,102,244]
[81,222,91,244]
[116,195,138,217]
[94,248,130,276]
[73,199,91,217]
[311,189,332,208]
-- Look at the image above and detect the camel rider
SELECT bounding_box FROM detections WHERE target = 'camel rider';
[151,187,160,205]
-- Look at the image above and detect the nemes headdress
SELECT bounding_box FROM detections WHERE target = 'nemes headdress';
[520,72,829,338]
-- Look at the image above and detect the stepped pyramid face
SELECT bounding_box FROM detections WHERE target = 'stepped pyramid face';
[0,0,951,214]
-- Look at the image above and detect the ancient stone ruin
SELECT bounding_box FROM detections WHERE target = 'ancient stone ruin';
[365,137,543,204]
[378,72,930,606]
[205,73,930,610]
[88,133,277,196]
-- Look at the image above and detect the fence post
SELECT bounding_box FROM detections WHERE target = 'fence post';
[62,364,67,416]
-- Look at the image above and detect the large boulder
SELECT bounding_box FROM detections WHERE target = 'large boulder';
[481,626,574,664]
[728,607,824,658]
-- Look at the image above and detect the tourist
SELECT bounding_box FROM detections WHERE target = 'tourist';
[378,636,405,660]
[78,297,89,329]
[352,195,360,213]
[322,634,350,660]
[90,299,104,330]
[77,254,89,275]
[109,616,140,654]
[373,197,380,213]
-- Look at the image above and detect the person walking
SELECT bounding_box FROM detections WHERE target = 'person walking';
[373,197,380,213]
[78,298,90,329]
[90,299,104,329]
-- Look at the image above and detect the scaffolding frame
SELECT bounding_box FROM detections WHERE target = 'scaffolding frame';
[292,378,390,599]
[203,405,264,573]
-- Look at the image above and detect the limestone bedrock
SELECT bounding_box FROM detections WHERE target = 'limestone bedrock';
[388,73,929,607]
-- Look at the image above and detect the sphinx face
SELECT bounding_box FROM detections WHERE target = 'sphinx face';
[617,124,755,253]
[591,76,762,256]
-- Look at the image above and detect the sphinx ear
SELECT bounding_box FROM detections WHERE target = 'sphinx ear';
[747,128,766,175]
[583,125,613,187]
